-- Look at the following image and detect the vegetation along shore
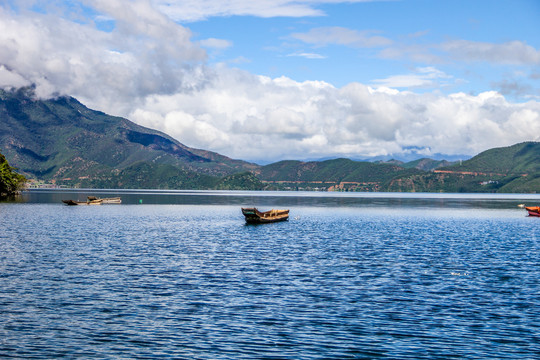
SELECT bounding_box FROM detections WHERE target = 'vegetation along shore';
[0,152,26,198]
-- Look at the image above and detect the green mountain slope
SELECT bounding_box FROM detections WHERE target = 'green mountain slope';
[388,142,540,193]
[0,87,256,187]
[259,158,419,182]
[257,158,423,191]
[439,142,540,175]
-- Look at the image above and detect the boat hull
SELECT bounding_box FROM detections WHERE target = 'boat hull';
[526,206,540,217]
[62,196,121,205]
[242,208,289,224]
[87,196,122,204]
[62,199,103,205]
[101,198,122,204]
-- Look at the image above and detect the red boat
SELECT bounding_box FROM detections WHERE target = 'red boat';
[525,206,540,217]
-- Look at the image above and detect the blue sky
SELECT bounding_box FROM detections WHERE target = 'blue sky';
[1,0,539,163]
[188,0,539,99]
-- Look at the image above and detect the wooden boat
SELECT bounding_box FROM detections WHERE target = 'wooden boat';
[242,207,289,224]
[525,206,540,217]
[87,196,122,204]
[62,199,103,206]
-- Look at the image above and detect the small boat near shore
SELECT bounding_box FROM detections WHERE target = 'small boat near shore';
[525,206,540,217]
[87,196,122,204]
[62,199,103,206]
[62,196,121,206]
[242,207,289,224]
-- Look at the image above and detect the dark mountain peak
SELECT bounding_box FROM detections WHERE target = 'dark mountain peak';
[375,159,404,166]
[401,158,456,171]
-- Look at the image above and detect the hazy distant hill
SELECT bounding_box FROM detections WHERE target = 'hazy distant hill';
[0,87,257,189]
[259,158,421,183]
[256,158,423,191]
[255,144,540,193]
[402,158,457,171]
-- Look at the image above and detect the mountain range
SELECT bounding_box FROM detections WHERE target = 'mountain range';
[1,87,539,193]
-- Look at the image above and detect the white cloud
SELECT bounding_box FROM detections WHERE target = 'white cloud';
[129,68,540,162]
[441,40,540,65]
[371,67,454,89]
[286,52,326,59]
[379,39,540,67]
[0,1,206,112]
[229,56,251,64]
[1,0,539,164]
[378,43,442,64]
[290,26,392,48]
[155,0,322,21]
[0,65,29,89]
[153,0,378,22]
[199,38,233,49]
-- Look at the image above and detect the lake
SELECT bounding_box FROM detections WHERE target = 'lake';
[1,189,539,359]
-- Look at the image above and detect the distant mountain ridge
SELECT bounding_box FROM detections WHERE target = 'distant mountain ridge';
[255,143,540,193]
[255,158,422,191]
[398,158,457,171]
[1,87,538,193]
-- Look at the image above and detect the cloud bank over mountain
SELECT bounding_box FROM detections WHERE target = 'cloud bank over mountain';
[0,0,539,163]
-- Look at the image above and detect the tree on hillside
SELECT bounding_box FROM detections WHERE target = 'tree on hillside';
[0,152,26,197]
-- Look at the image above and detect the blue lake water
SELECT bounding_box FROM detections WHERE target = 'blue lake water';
[1,190,539,359]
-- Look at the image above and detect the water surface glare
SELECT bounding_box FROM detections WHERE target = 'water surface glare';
[1,191,539,359]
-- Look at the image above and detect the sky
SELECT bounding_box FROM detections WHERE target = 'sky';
[1,0,539,163]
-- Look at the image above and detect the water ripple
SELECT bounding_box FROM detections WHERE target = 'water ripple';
[1,203,539,359]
